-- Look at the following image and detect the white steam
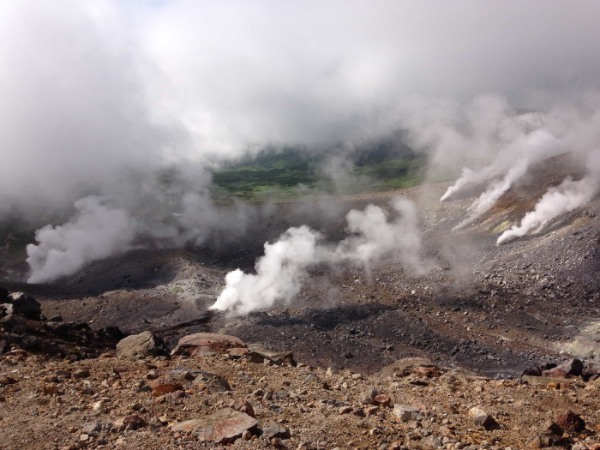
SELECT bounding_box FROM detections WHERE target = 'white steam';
[210,226,322,316]
[451,130,562,230]
[26,197,137,283]
[25,177,254,283]
[211,198,423,316]
[1,2,600,282]
[335,198,424,273]
[497,150,600,245]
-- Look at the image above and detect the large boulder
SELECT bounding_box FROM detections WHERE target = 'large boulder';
[6,292,41,320]
[170,408,257,443]
[116,331,167,360]
[171,332,246,356]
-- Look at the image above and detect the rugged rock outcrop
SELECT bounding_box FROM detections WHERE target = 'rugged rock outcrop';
[0,287,123,358]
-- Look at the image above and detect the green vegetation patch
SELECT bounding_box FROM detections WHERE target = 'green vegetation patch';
[212,142,426,200]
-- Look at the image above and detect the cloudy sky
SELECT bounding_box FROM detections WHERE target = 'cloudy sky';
[1,0,600,215]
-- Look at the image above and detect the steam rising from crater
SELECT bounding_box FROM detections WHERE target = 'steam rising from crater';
[211,198,423,316]
[451,130,562,230]
[26,198,137,284]
[497,150,600,245]
[1,2,600,282]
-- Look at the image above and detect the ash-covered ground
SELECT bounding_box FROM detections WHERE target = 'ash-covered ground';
[2,154,598,378]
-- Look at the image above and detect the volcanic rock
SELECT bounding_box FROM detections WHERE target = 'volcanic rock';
[541,419,563,436]
[468,406,500,430]
[246,349,296,366]
[6,292,41,320]
[413,365,444,378]
[583,362,600,381]
[170,408,258,443]
[261,422,291,439]
[192,371,231,393]
[359,386,378,405]
[116,331,166,360]
[120,414,147,430]
[374,393,391,406]
[542,359,583,378]
[232,399,255,418]
[556,410,586,433]
[377,357,436,378]
[151,383,184,397]
[393,404,421,422]
[540,367,569,379]
[171,332,246,356]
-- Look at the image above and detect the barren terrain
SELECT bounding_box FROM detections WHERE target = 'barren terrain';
[1,153,600,449]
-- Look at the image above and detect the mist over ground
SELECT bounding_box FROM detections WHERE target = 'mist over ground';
[1,1,600,287]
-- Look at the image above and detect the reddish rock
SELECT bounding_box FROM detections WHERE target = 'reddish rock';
[171,333,246,356]
[413,365,443,378]
[232,399,256,418]
[170,408,257,443]
[557,359,584,376]
[556,410,585,433]
[374,394,391,407]
[227,347,250,358]
[541,359,584,379]
[338,406,352,415]
[41,384,61,396]
[151,383,184,397]
[541,367,570,379]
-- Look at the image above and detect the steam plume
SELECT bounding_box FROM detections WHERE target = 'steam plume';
[497,150,600,245]
[210,226,322,316]
[26,197,137,283]
[452,130,562,230]
[2,2,600,283]
[211,198,423,316]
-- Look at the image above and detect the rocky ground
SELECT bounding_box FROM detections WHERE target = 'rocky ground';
[1,153,600,449]
[2,294,600,450]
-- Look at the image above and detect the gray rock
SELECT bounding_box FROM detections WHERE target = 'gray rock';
[116,331,166,360]
[359,386,378,405]
[468,407,499,430]
[171,333,246,356]
[393,404,421,421]
[192,371,231,393]
[261,422,290,439]
[247,349,296,366]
